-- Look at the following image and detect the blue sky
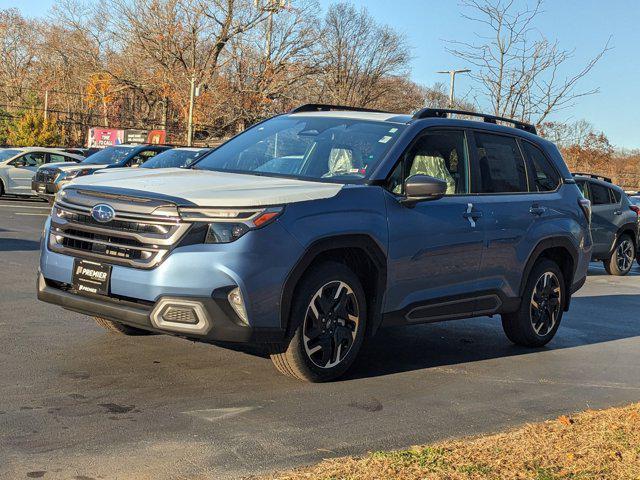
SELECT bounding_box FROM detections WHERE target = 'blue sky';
[5,0,639,149]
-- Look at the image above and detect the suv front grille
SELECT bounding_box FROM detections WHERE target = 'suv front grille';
[48,200,191,269]
[35,169,58,183]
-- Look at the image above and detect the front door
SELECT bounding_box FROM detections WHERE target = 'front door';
[385,129,484,323]
[6,152,46,193]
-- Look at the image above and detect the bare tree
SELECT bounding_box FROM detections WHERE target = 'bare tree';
[317,2,411,108]
[538,118,595,148]
[447,0,610,126]
[0,9,39,111]
[210,0,321,134]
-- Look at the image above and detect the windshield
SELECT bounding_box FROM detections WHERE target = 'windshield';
[141,148,209,169]
[192,116,406,182]
[0,149,21,162]
[81,146,135,165]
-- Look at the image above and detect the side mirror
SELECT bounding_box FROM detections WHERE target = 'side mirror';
[402,174,447,204]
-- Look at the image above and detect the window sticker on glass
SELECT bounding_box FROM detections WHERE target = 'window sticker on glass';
[379,135,392,144]
[389,128,398,133]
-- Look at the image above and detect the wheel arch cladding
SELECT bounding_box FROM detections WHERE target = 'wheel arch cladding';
[280,234,387,339]
[614,224,638,250]
[519,237,577,311]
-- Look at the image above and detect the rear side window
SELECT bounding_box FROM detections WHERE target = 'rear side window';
[49,154,68,163]
[522,142,560,192]
[474,133,528,193]
[609,189,621,203]
[590,183,611,205]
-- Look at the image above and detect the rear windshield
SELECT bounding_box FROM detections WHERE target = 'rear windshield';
[141,148,209,169]
[81,146,135,165]
[192,116,406,183]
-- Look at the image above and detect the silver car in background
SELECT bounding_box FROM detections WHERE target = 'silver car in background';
[0,147,83,197]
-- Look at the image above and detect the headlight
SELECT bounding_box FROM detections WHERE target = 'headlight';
[61,168,94,181]
[178,206,283,244]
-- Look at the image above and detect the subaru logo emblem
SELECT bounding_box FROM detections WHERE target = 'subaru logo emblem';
[91,204,115,223]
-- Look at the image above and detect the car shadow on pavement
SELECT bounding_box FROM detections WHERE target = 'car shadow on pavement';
[587,266,640,277]
[0,238,41,251]
[346,293,640,381]
[0,196,47,204]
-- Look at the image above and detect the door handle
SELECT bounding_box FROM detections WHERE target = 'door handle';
[463,203,482,227]
[614,210,622,215]
[530,204,547,216]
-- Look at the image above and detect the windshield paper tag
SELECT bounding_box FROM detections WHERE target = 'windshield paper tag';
[379,135,392,144]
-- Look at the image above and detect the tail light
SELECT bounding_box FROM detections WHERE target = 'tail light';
[630,205,640,216]
[578,198,591,224]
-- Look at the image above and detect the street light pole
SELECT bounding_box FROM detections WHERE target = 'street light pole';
[187,73,196,147]
[43,89,49,122]
[436,69,471,108]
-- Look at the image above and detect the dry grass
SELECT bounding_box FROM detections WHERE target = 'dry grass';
[263,403,640,480]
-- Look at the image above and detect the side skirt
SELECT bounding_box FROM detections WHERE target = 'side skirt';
[381,290,520,327]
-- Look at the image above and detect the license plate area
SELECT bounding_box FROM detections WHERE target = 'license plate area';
[72,259,111,296]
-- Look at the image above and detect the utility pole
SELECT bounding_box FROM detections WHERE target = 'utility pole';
[265,8,274,60]
[257,0,288,60]
[43,89,49,121]
[187,73,196,146]
[436,69,471,108]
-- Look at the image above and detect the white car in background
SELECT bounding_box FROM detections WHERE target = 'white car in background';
[0,147,83,197]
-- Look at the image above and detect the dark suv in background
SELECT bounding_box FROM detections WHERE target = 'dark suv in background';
[32,144,172,201]
[574,173,639,275]
[38,105,592,381]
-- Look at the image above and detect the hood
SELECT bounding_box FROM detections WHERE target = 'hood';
[55,163,107,173]
[66,168,344,207]
[42,161,84,171]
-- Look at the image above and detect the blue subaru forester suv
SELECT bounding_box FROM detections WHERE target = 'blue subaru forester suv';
[37,105,592,381]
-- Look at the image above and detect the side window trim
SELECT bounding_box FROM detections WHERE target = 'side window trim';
[515,139,532,193]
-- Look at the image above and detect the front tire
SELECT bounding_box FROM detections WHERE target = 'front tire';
[502,259,565,347]
[94,316,153,335]
[270,262,366,382]
[604,234,635,276]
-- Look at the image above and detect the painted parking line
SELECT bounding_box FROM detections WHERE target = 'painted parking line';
[0,204,51,210]
[14,212,50,217]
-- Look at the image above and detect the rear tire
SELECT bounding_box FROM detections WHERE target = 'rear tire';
[270,262,367,382]
[604,234,635,276]
[502,259,565,347]
[0,180,4,197]
[94,316,153,335]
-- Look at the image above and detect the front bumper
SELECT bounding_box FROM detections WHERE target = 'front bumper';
[38,216,303,342]
[37,274,284,343]
[31,180,58,199]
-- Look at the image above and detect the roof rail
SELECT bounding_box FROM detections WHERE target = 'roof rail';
[290,103,389,114]
[412,108,537,135]
[572,172,613,183]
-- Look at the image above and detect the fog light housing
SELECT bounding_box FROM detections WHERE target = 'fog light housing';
[228,287,248,325]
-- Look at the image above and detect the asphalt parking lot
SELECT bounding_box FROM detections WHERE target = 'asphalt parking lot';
[1,197,639,480]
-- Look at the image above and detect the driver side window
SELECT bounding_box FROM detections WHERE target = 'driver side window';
[130,150,158,167]
[389,130,469,195]
[11,152,46,167]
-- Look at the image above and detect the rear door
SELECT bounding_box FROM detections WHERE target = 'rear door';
[589,181,617,255]
[385,128,485,322]
[469,130,539,304]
